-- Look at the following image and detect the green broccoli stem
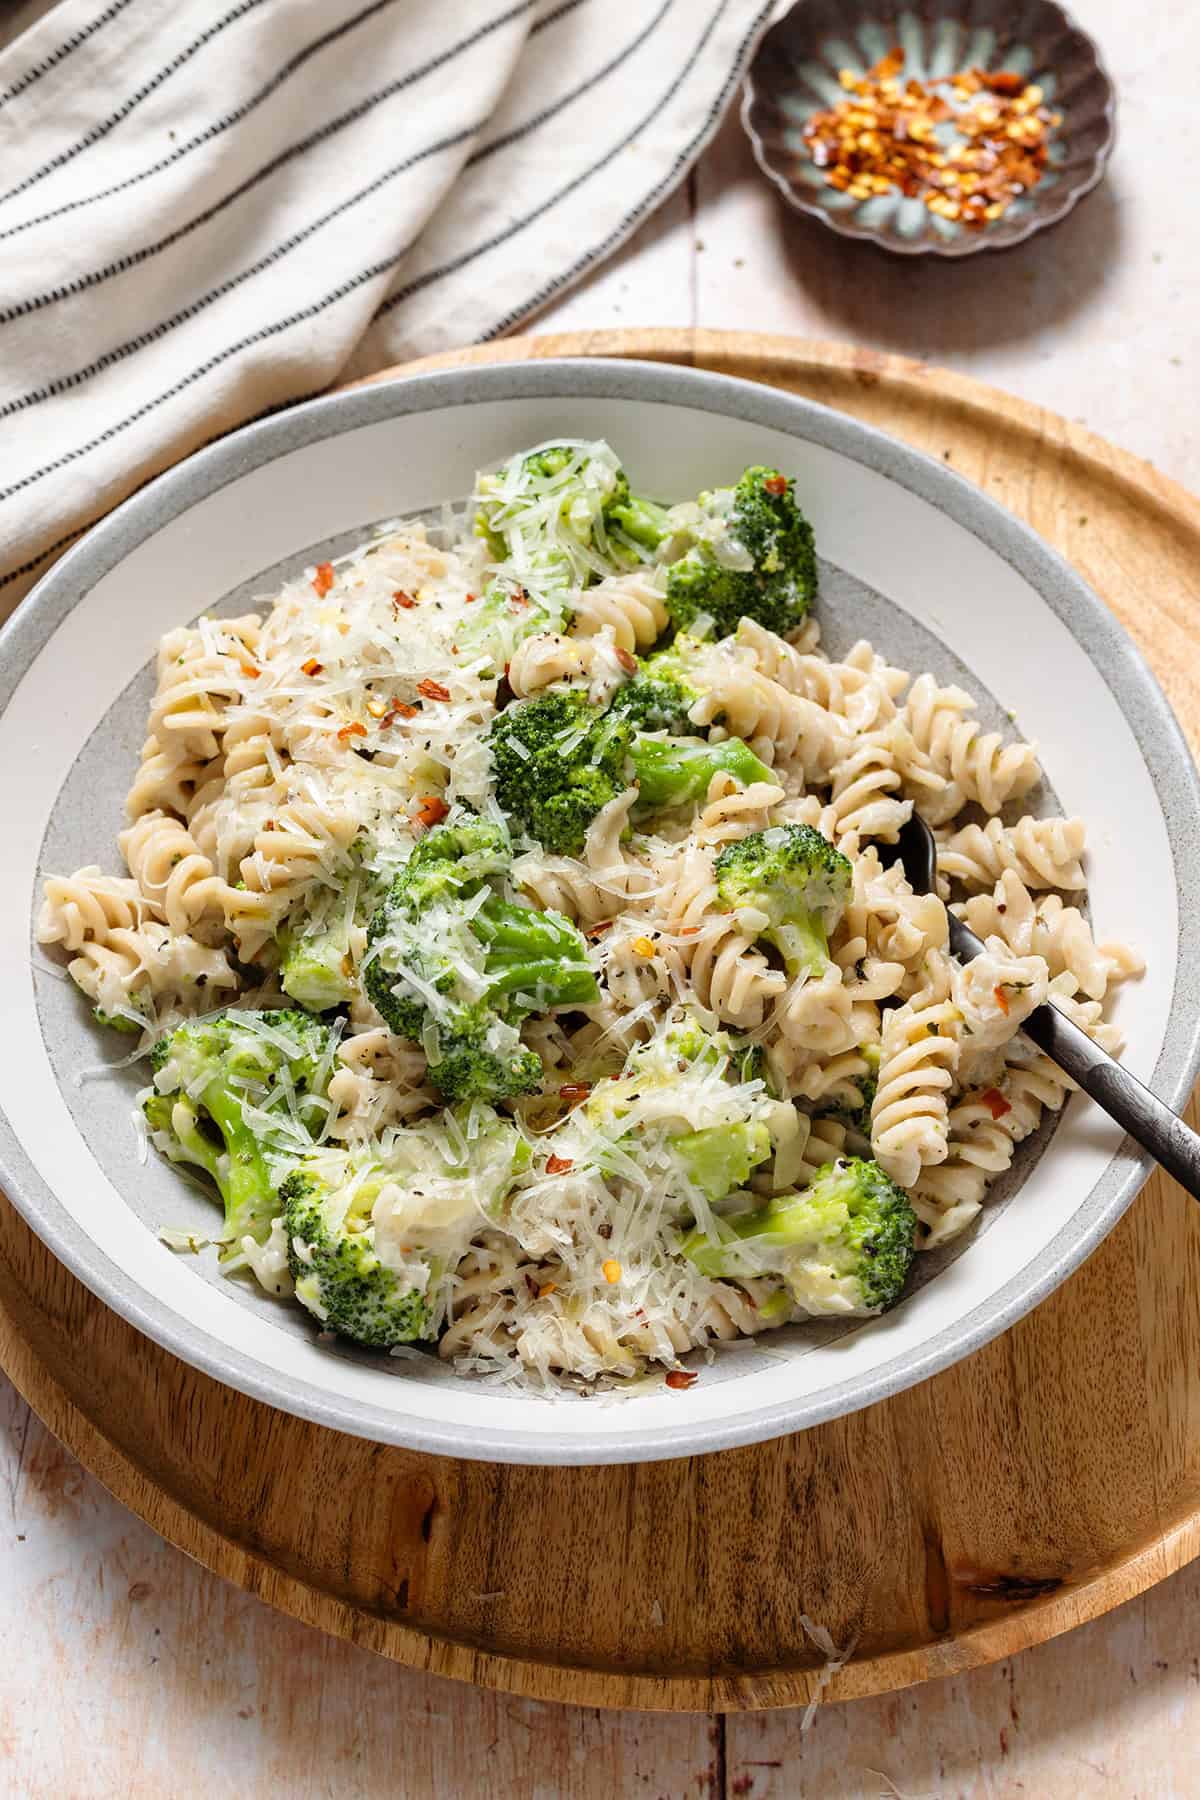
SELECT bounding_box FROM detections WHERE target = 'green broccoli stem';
[682,1190,811,1277]
[280,936,355,1011]
[608,493,671,551]
[771,913,832,982]
[146,1094,224,1185]
[473,896,599,1010]
[629,735,772,810]
[200,1081,277,1252]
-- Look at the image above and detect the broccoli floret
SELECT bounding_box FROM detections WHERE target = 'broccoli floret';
[400,815,513,903]
[608,669,696,735]
[278,889,363,1011]
[611,636,723,735]
[662,465,818,640]
[672,1119,772,1201]
[629,735,772,811]
[715,823,852,982]
[474,440,646,590]
[489,691,771,851]
[682,1155,916,1315]
[144,1009,335,1257]
[587,1012,771,1197]
[488,691,632,855]
[280,1164,432,1348]
[455,568,572,673]
[364,817,598,1103]
[280,1115,529,1346]
[624,1012,767,1088]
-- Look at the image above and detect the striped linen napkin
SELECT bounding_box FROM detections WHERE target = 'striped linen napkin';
[0,0,772,609]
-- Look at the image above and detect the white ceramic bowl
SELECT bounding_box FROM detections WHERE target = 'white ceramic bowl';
[3,359,1197,1464]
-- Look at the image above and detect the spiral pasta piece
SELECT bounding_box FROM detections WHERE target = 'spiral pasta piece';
[38,868,157,953]
[224,796,359,957]
[903,673,1040,823]
[506,629,618,699]
[824,721,916,844]
[693,774,787,846]
[871,953,961,1188]
[773,966,856,1057]
[735,619,906,731]
[569,569,669,652]
[66,923,238,1020]
[689,654,848,777]
[125,736,216,822]
[955,869,1142,1001]
[657,843,787,1029]
[119,812,231,936]
[937,814,1087,891]
[327,1029,436,1139]
[147,614,261,762]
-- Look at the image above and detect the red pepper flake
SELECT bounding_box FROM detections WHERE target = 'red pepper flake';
[509,588,529,612]
[586,919,614,937]
[993,984,1011,1016]
[665,1370,698,1391]
[558,1083,592,1104]
[336,722,367,743]
[762,473,788,497]
[678,925,699,937]
[382,701,418,726]
[983,68,1025,95]
[240,661,260,679]
[414,795,449,830]
[301,658,323,677]
[615,647,638,674]
[393,590,416,610]
[464,591,478,604]
[312,562,335,597]
[545,1154,574,1176]
[981,1087,1012,1120]
[417,677,451,702]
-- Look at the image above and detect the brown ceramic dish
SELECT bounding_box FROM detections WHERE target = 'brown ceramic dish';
[741,0,1116,256]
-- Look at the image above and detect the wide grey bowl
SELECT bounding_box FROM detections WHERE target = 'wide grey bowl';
[742,0,1116,256]
[1,358,1196,1463]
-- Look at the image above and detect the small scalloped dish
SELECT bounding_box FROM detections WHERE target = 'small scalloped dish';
[742,0,1116,256]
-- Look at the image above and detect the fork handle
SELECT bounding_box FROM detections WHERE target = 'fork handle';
[948,916,1200,1202]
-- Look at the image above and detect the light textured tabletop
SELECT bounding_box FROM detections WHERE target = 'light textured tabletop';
[3,1,1199,1794]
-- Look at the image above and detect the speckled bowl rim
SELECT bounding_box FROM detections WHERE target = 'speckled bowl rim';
[740,0,1118,258]
[2,356,1198,1464]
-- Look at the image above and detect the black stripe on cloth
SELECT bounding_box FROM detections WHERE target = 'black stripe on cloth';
[530,0,590,32]
[0,183,482,508]
[375,0,738,321]
[468,0,673,168]
[485,0,771,337]
[0,0,543,325]
[0,124,483,424]
[0,0,533,245]
[0,0,274,208]
[0,519,89,590]
[0,0,137,112]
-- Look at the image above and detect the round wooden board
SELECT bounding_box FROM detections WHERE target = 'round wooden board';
[5,329,1200,1715]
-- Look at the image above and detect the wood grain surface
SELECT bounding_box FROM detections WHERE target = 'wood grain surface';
[4,329,1200,1720]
